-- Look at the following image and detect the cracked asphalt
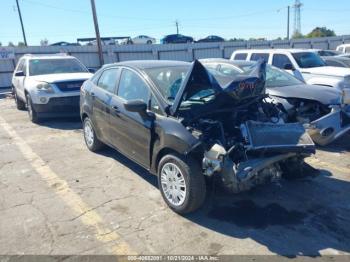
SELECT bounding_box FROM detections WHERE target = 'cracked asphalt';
[0,96,350,257]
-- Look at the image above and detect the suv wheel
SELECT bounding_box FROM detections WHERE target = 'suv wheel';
[26,94,40,123]
[13,87,26,110]
[83,117,104,152]
[158,154,206,214]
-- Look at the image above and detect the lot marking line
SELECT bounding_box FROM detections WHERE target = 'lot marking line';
[306,157,350,175]
[0,115,136,255]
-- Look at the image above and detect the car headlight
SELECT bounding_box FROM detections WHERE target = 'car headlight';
[36,82,54,94]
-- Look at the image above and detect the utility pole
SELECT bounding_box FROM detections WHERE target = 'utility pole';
[90,0,104,66]
[175,20,179,34]
[15,0,27,46]
[287,5,290,40]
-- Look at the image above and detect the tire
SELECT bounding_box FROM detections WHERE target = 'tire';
[13,87,26,110]
[146,40,152,44]
[26,94,40,123]
[158,154,206,214]
[83,117,104,152]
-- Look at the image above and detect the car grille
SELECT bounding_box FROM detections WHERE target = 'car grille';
[55,80,85,92]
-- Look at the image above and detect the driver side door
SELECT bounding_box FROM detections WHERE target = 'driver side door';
[109,68,153,168]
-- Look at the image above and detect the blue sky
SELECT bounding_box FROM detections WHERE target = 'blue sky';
[1,0,350,45]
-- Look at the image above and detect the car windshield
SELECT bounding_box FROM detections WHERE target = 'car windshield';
[292,52,326,68]
[145,65,218,105]
[29,58,88,76]
[212,63,303,88]
[144,66,190,103]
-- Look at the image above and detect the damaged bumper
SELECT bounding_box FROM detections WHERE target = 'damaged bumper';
[306,105,350,146]
[202,121,315,193]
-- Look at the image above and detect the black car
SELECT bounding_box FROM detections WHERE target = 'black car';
[80,60,315,214]
[161,34,193,44]
[196,35,225,43]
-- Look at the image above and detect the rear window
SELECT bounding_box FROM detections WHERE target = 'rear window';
[233,53,247,60]
[250,53,269,62]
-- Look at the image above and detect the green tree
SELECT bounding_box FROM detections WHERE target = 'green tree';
[17,42,25,47]
[8,42,15,47]
[0,42,2,46]
[306,27,336,38]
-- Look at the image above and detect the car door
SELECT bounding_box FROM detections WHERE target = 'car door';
[91,67,120,143]
[109,68,153,168]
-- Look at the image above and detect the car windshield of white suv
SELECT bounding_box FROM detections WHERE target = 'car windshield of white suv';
[29,58,88,76]
[292,52,326,68]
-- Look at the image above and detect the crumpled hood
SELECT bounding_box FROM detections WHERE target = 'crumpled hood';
[267,84,342,105]
[30,72,93,83]
[170,60,266,115]
[301,66,350,77]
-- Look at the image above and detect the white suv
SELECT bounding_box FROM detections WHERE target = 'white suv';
[12,54,93,123]
[230,49,350,89]
[336,44,350,54]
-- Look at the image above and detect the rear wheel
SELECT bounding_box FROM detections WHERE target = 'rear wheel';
[13,87,26,110]
[83,117,104,152]
[158,154,206,214]
[26,94,40,123]
[146,40,152,44]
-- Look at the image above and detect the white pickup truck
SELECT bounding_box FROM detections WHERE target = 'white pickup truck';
[12,54,93,123]
[230,49,350,90]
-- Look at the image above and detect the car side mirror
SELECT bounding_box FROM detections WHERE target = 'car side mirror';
[88,68,96,73]
[124,99,147,113]
[15,71,25,77]
[283,63,295,71]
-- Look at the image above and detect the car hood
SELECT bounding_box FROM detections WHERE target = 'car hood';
[267,84,342,105]
[300,66,350,77]
[169,60,266,116]
[30,72,93,83]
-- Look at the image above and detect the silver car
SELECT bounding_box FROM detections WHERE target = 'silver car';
[201,58,350,146]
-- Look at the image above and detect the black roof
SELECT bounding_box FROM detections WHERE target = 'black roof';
[105,60,190,70]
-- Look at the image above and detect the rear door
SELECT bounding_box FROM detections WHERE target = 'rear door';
[91,67,120,143]
[109,68,153,168]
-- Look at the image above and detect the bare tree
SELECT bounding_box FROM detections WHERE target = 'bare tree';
[40,38,49,46]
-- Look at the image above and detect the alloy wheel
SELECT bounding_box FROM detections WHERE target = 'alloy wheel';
[84,120,94,147]
[160,163,187,206]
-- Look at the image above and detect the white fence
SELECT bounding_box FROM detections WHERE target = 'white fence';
[1,35,350,89]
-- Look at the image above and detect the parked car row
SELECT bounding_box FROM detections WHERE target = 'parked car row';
[11,49,350,214]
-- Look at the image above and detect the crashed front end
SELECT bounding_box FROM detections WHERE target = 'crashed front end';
[202,121,314,193]
[174,60,316,193]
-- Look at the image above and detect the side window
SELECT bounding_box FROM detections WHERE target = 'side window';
[250,53,269,62]
[118,69,150,103]
[97,68,119,93]
[150,95,162,115]
[22,61,28,75]
[272,54,292,69]
[233,53,247,60]
[16,60,24,72]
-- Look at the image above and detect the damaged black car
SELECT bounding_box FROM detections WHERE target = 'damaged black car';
[80,60,315,214]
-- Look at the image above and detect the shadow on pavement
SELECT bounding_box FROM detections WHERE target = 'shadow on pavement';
[317,133,350,153]
[96,146,350,257]
[39,117,82,131]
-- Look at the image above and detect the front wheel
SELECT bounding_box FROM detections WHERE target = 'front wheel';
[158,154,206,214]
[83,117,104,152]
[26,94,40,123]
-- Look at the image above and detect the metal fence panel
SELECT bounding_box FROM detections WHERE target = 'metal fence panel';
[1,35,350,88]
